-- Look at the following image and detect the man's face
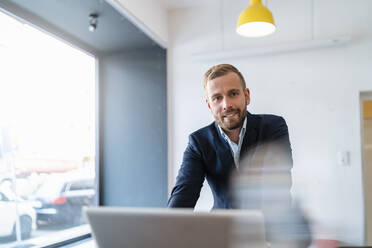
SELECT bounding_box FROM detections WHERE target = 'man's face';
[206,72,250,131]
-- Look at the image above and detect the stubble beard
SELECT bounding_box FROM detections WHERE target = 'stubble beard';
[216,108,247,131]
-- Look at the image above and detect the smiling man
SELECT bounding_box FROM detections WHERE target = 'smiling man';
[167,64,293,209]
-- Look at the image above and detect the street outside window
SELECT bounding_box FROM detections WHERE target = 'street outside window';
[0,9,96,248]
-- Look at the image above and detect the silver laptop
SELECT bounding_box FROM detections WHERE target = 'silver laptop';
[85,207,266,248]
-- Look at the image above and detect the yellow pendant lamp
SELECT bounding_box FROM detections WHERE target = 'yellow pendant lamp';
[237,0,276,37]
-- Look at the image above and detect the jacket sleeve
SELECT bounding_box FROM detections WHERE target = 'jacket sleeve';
[167,134,206,208]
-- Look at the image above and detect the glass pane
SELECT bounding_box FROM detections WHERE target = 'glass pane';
[0,9,96,247]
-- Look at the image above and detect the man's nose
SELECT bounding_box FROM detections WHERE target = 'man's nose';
[222,97,232,110]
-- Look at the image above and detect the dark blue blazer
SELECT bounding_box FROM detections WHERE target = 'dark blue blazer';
[167,112,293,209]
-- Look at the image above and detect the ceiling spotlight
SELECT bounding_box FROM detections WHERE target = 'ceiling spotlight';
[89,13,98,32]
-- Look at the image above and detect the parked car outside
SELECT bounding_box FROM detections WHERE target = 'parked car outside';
[0,188,36,239]
[32,176,95,226]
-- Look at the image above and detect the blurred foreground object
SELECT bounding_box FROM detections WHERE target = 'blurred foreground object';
[312,239,339,248]
[231,140,312,247]
[85,207,268,248]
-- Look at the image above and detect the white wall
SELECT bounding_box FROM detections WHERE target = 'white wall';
[107,0,168,48]
[168,0,372,245]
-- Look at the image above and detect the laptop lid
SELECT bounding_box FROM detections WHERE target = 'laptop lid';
[85,207,266,248]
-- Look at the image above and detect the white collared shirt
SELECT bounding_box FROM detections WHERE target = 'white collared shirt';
[217,116,247,169]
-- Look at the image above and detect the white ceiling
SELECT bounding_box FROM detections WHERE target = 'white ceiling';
[156,0,216,10]
[155,0,279,10]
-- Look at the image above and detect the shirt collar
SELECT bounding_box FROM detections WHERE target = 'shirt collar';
[217,115,247,144]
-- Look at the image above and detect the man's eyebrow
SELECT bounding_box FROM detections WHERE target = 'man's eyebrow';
[210,93,221,98]
[228,88,240,93]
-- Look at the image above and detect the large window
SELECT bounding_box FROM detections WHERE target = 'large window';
[0,9,96,247]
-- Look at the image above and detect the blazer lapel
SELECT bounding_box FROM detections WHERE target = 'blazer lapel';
[240,112,259,163]
[213,122,235,171]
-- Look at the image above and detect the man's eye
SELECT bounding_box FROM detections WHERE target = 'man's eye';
[213,96,222,101]
[231,91,239,96]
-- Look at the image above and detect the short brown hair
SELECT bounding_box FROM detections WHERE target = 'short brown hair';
[203,64,246,89]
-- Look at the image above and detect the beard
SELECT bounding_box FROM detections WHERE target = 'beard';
[215,107,247,131]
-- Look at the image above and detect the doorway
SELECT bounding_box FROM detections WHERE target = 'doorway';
[361,92,372,245]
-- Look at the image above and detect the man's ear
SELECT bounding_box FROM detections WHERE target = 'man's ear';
[206,98,211,110]
[245,88,250,105]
